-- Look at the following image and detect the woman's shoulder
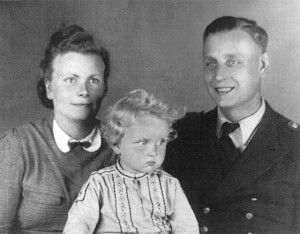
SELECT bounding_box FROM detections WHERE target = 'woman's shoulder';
[0,116,53,142]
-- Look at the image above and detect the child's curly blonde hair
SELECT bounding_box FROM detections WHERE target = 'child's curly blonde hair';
[101,89,183,146]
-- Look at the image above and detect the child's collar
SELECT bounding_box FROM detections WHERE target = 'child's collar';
[116,160,149,179]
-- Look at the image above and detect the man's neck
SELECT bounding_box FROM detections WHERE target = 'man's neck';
[220,98,263,123]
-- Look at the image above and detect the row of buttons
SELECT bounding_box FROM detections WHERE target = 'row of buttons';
[200,198,257,233]
[200,207,210,233]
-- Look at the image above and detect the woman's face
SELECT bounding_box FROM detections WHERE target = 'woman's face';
[46,52,106,124]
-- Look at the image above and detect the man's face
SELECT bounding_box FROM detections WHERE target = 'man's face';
[203,29,269,118]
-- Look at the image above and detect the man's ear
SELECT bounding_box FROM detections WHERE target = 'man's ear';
[259,52,270,78]
[112,144,121,155]
[45,79,53,100]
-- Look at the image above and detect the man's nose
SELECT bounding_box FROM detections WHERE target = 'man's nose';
[215,65,228,82]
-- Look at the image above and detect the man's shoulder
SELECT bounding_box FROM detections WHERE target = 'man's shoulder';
[173,108,216,132]
[268,107,300,132]
[178,111,205,123]
[265,105,300,146]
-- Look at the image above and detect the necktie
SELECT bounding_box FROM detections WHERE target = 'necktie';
[218,122,240,177]
[68,140,91,150]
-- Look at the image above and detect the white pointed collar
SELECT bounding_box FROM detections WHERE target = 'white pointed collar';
[217,99,266,147]
[53,119,101,153]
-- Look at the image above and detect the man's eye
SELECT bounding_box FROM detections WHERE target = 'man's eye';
[227,60,241,66]
[205,60,217,69]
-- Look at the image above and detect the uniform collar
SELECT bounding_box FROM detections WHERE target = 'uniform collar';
[53,119,101,153]
[217,99,266,147]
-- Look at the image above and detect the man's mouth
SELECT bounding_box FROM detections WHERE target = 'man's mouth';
[215,87,234,94]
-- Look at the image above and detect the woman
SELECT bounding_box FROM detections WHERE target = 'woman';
[0,25,113,234]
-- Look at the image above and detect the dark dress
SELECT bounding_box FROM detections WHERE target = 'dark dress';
[0,116,113,234]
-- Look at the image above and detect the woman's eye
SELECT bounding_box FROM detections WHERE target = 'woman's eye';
[90,77,100,84]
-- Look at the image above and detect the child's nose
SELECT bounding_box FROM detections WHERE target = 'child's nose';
[146,144,158,157]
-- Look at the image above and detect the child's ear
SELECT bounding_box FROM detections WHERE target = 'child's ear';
[112,144,121,155]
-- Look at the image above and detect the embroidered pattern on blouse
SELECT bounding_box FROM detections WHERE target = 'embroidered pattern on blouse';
[114,173,137,233]
[75,179,90,202]
[148,173,171,232]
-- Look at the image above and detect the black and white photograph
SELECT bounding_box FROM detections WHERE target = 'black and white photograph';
[0,1,299,233]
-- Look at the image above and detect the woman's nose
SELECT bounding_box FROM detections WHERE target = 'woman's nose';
[77,82,89,97]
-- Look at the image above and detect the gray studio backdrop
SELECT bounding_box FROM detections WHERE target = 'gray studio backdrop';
[0,0,299,133]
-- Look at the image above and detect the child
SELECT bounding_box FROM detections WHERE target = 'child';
[63,89,199,234]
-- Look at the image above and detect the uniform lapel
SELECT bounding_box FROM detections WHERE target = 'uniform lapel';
[215,104,287,199]
[201,109,225,197]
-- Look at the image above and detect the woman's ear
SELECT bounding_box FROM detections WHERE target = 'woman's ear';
[259,52,270,78]
[45,79,53,100]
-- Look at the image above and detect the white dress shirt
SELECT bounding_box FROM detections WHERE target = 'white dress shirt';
[217,99,266,152]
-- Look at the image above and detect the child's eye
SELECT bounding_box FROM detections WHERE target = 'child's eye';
[157,138,167,146]
[136,139,149,146]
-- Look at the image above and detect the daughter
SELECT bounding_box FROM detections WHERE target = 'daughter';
[63,89,199,233]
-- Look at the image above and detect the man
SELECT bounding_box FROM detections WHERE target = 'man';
[164,16,300,234]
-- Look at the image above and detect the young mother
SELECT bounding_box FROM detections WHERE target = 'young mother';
[0,25,113,233]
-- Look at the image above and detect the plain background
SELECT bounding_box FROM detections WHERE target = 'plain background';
[0,0,299,133]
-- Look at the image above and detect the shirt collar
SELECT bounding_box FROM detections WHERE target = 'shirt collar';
[115,160,147,179]
[53,119,101,153]
[217,99,266,146]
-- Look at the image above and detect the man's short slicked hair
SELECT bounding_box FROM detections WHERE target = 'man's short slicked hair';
[203,16,268,53]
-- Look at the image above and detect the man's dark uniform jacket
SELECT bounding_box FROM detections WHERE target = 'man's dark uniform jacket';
[164,103,300,234]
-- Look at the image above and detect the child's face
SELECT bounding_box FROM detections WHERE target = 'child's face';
[112,114,170,174]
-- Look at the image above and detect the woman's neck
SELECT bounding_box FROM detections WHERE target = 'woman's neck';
[55,116,96,140]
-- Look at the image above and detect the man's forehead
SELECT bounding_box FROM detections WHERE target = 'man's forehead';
[203,30,260,57]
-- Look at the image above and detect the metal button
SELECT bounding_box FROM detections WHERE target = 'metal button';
[245,212,253,219]
[250,197,258,201]
[200,226,208,233]
[203,207,210,214]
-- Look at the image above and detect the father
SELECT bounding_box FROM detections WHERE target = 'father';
[164,16,300,234]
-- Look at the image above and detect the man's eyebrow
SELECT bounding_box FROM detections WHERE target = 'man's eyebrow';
[203,55,216,59]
